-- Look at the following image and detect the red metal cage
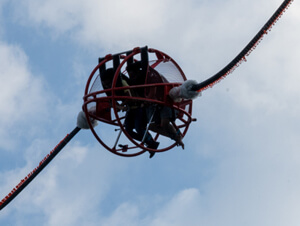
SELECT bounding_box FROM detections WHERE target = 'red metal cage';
[82,46,195,157]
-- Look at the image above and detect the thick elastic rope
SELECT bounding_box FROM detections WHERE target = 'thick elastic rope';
[0,127,81,211]
[192,0,294,92]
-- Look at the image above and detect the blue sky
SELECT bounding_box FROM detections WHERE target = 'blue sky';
[0,0,300,225]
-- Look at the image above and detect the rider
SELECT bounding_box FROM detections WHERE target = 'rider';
[101,66,158,158]
[125,62,159,158]
[145,66,184,149]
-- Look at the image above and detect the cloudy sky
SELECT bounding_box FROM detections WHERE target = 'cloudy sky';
[0,0,299,225]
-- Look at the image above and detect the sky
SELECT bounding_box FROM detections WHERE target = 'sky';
[0,0,300,225]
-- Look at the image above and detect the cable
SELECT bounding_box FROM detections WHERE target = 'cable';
[0,127,81,211]
[191,0,294,92]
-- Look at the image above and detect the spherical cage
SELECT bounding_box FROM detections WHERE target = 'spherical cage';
[82,47,193,157]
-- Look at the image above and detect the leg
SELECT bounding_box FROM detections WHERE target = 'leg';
[125,109,143,141]
[149,107,184,149]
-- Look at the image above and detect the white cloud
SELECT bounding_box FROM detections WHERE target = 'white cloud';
[0,142,126,226]
[11,0,290,53]
[0,42,50,150]
[199,146,300,226]
[97,188,203,226]
[98,152,300,226]
[150,188,203,226]
[101,202,140,226]
[11,0,169,50]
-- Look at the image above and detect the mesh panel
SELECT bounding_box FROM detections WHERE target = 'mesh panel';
[150,60,184,83]
[87,73,105,110]
[89,73,103,94]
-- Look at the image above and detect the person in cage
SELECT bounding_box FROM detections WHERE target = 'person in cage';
[101,66,158,158]
[145,67,185,149]
[125,62,159,158]
[101,68,130,98]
